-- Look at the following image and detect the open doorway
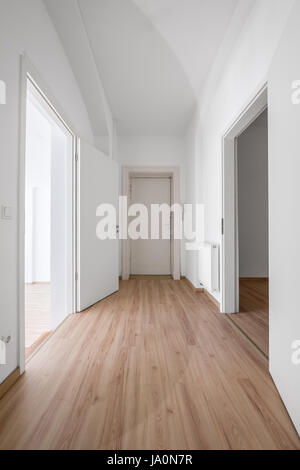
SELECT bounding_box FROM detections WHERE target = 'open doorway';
[228,109,269,357]
[24,78,74,360]
[221,84,269,354]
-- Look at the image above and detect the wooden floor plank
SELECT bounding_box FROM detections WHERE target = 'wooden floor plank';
[0,279,298,450]
[25,283,51,351]
[228,279,269,357]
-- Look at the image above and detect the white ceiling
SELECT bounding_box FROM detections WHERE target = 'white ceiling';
[133,0,240,97]
[45,0,253,136]
[77,0,196,136]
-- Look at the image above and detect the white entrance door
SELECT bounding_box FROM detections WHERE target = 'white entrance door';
[77,139,119,311]
[131,177,171,275]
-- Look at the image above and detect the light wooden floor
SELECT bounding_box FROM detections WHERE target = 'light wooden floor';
[0,279,299,450]
[25,283,51,358]
[228,279,269,357]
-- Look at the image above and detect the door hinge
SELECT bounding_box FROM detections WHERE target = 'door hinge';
[75,272,78,282]
[221,218,224,235]
[75,153,79,162]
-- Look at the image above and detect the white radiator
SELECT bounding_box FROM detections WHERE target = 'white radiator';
[198,243,220,292]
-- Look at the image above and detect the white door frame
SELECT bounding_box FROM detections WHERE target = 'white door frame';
[19,55,77,373]
[122,167,181,281]
[221,82,268,314]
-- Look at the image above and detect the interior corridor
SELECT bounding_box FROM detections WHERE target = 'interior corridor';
[0,279,298,450]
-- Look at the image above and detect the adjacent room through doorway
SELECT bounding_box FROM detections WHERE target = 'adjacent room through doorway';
[229,109,269,357]
[24,78,74,359]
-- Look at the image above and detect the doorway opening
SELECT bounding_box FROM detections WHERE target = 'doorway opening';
[24,78,74,360]
[228,109,269,357]
[221,83,269,356]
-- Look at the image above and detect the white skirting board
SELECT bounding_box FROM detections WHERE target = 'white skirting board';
[198,243,220,293]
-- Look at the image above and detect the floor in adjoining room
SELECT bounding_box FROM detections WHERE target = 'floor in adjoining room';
[0,279,298,450]
[25,283,51,359]
[228,279,269,357]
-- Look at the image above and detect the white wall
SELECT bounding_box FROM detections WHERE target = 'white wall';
[25,100,51,283]
[184,0,299,433]
[268,0,300,435]
[185,0,294,298]
[117,135,186,275]
[237,109,269,278]
[95,135,110,156]
[117,135,186,169]
[0,0,94,384]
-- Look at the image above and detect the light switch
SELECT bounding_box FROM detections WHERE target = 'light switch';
[1,205,12,220]
[0,80,6,105]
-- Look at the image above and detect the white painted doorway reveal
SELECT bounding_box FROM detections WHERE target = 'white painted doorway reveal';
[130,177,171,275]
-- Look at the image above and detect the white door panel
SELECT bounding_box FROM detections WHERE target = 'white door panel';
[77,139,119,311]
[131,178,171,275]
